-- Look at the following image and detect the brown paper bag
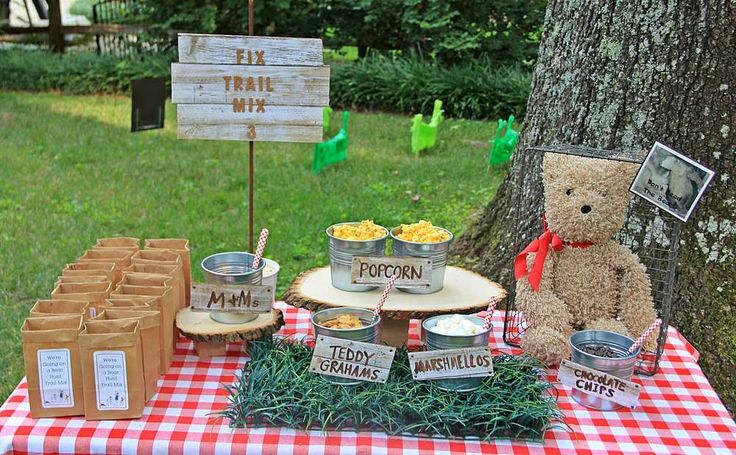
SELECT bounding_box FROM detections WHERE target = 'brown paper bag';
[79,319,146,420]
[131,250,186,310]
[55,275,110,287]
[122,263,184,311]
[120,272,179,314]
[30,299,92,320]
[110,284,176,372]
[144,239,191,306]
[92,309,161,401]
[21,315,85,418]
[78,249,134,284]
[51,282,112,314]
[63,262,117,283]
[95,237,140,252]
[102,297,154,309]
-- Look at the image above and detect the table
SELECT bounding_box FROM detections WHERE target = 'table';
[2,302,735,454]
[284,266,506,346]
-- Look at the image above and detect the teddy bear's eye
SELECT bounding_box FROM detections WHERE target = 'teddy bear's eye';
[566,188,573,196]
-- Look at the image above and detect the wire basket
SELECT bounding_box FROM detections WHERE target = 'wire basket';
[503,144,680,376]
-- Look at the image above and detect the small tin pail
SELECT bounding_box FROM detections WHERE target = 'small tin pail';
[422,315,490,391]
[261,258,280,303]
[569,330,640,411]
[390,226,453,294]
[201,252,265,324]
[327,223,388,292]
[312,307,381,385]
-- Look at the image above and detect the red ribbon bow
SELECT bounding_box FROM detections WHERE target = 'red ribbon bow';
[514,217,592,291]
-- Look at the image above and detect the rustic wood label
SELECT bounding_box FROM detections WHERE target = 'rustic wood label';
[557,359,641,409]
[408,347,493,381]
[351,256,432,287]
[190,283,272,314]
[309,335,395,383]
[171,33,329,143]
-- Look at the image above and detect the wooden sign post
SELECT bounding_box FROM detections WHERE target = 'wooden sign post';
[557,359,641,409]
[190,283,273,314]
[309,335,395,383]
[351,256,432,288]
[408,347,493,381]
[171,0,330,250]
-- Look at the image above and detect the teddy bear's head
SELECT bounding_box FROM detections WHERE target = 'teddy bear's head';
[542,154,638,243]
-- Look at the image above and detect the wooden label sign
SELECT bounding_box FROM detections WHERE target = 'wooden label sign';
[557,359,641,409]
[408,347,493,381]
[190,283,272,314]
[351,256,432,288]
[309,335,395,383]
[171,33,330,143]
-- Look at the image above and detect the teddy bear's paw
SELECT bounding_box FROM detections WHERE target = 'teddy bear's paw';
[585,318,631,338]
[521,326,571,367]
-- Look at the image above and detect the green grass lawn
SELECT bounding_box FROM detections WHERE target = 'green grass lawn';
[0,91,506,402]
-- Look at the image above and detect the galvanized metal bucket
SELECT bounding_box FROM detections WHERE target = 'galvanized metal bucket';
[201,252,265,324]
[390,226,453,294]
[261,258,280,303]
[422,315,490,391]
[311,307,381,385]
[327,222,388,292]
[569,330,640,411]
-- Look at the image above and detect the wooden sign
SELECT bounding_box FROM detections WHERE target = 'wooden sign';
[408,347,493,381]
[309,335,395,383]
[171,33,330,143]
[351,256,432,288]
[190,283,272,314]
[557,359,641,409]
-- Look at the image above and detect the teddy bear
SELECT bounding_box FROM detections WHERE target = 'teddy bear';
[514,153,658,366]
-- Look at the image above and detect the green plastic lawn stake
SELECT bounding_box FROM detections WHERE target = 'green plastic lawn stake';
[411,99,444,155]
[312,111,349,173]
[322,106,333,132]
[488,114,519,165]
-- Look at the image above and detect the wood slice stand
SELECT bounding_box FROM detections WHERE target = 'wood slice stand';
[176,306,285,359]
[283,266,506,347]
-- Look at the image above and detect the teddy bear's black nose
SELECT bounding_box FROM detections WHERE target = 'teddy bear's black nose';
[581,205,592,214]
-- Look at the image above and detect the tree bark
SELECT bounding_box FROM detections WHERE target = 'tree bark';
[456,0,735,412]
[47,0,64,53]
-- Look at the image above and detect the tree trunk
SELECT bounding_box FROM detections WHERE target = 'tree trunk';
[47,0,64,53]
[456,0,735,412]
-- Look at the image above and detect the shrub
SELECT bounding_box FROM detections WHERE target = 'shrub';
[331,56,531,119]
[0,49,174,94]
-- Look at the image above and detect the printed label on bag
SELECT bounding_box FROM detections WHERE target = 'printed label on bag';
[93,351,129,411]
[37,348,74,408]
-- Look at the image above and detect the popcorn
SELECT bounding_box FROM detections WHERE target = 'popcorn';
[396,220,450,243]
[430,314,483,336]
[321,314,364,329]
[332,220,386,241]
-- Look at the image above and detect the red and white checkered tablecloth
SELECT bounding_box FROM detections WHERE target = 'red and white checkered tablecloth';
[2,302,735,454]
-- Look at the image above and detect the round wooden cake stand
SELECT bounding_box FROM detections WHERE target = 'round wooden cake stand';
[283,266,506,347]
[176,307,285,359]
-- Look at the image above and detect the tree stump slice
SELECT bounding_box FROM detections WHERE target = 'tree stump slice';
[284,266,506,320]
[176,307,285,344]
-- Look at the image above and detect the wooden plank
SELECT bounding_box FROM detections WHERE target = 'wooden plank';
[177,104,323,127]
[408,347,493,381]
[177,122,323,143]
[1,24,146,35]
[309,335,396,384]
[190,283,272,314]
[557,359,641,409]
[171,63,330,106]
[178,33,324,66]
[351,256,432,288]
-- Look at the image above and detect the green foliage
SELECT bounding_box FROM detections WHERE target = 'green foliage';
[220,339,562,440]
[0,91,505,404]
[332,56,532,119]
[0,49,174,94]
[69,0,96,20]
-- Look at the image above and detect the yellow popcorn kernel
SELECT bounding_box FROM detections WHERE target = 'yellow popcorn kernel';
[396,220,451,243]
[332,220,386,241]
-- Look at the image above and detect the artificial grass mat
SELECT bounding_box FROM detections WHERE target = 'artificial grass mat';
[220,339,562,442]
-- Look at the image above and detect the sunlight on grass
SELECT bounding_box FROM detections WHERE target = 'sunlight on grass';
[0,91,507,401]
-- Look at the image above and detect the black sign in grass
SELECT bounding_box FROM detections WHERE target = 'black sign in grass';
[219,339,562,441]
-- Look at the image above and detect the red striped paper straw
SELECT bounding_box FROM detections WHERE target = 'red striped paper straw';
[373,274,398,320]
[251,228,269,269]
[482,296,498,330]
[628,319,662,354]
